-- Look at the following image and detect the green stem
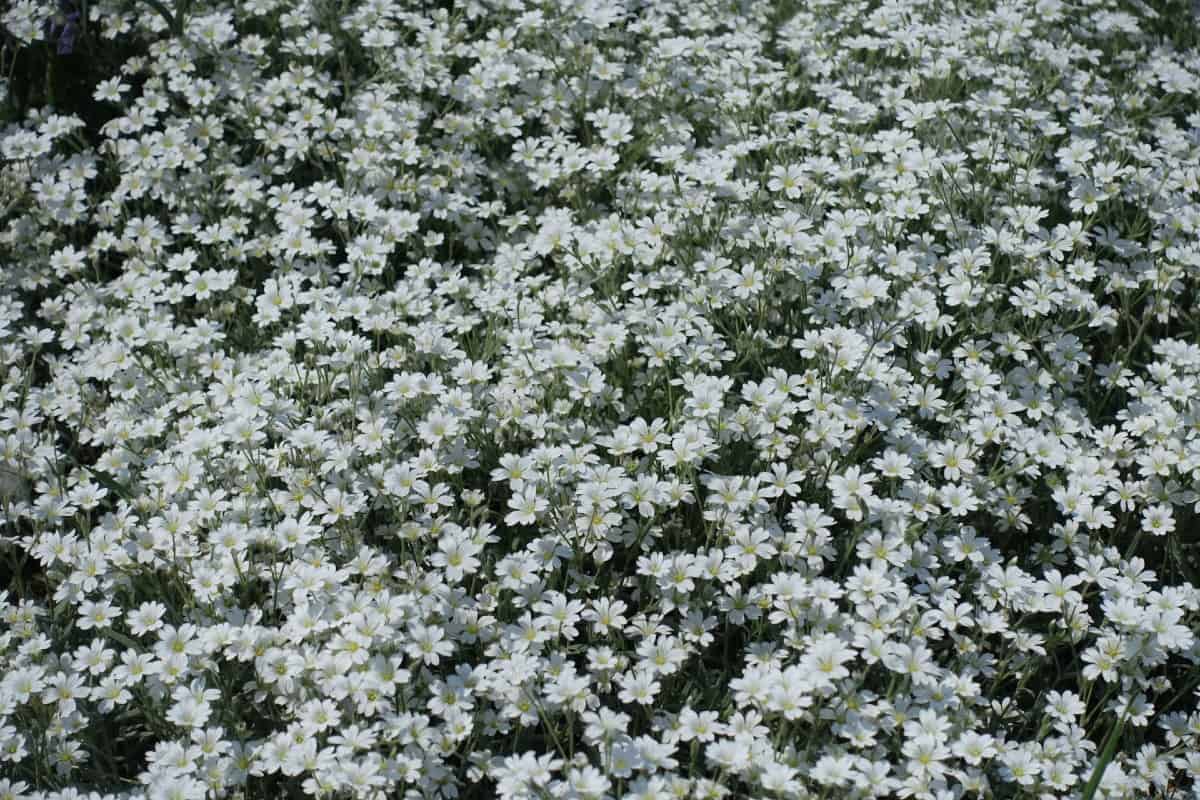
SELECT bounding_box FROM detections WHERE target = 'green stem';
[1081,716,1126,800]
[45,46,56,108]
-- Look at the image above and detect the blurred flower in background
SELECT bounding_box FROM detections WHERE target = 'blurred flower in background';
[42,0,79,54]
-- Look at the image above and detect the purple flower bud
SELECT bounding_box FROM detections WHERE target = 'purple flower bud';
[42,1,81,55]
[57,14,81,54]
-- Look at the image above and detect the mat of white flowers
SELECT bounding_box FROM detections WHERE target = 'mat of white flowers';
[1,0,1199,798]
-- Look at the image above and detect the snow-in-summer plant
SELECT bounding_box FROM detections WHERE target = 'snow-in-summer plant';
[1,0,1200,799]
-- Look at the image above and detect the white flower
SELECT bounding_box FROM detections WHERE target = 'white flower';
[505,486,548,526]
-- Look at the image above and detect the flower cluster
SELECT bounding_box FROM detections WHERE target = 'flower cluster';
[1,0,1200,799]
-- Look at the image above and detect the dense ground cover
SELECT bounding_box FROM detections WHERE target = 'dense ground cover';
[2,0,1200,798]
